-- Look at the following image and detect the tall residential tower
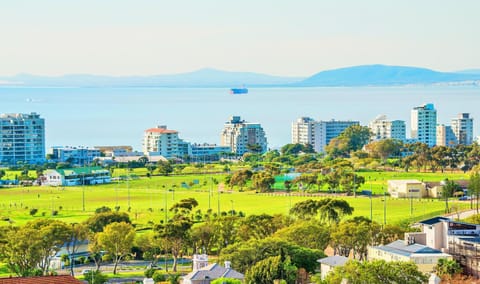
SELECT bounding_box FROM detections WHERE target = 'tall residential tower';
[451,113,474,145]
[0,112,45,165]
[220,116,267,155]
[411,103,437,147]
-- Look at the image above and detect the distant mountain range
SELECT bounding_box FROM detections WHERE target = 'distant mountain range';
[0,68,303,88]
[1,65,479,87]
[296,65,480,87]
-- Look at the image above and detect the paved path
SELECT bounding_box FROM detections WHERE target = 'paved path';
[444,208,479,220]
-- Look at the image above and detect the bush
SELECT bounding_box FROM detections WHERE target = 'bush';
[29,208,38,216]
[152,271,166,282]
[144,268,155,278]
[51,210,58,216]
[83,270,108,284]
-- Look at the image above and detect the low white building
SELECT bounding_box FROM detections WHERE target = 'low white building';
[317,255,348,280]
[387,179,426,198]
[368,239,452,273]
[44,167,111,186]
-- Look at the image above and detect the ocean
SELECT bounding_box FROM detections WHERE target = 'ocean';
[0,86,478,150]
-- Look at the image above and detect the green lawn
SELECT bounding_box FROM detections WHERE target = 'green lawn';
[0,172,471,227]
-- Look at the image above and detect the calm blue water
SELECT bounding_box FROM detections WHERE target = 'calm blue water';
[0,86,478,150]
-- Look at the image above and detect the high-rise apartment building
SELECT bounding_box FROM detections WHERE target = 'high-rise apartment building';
[451,113,474,145]
[142,125,179,158]
[368,115,406,141]
[291,118,359,153]
[0,112,45,165]
[291,117,321,152]
[411,103,437,147]
[220,116,267,155]
[436,125,458,147]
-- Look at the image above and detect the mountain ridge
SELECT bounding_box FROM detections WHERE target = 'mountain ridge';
[1,65,479,87]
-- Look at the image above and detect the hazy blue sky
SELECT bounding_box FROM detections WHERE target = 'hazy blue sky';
[1,0,479,76]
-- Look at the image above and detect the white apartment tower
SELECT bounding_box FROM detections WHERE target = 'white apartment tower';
[451,113,474,145]
[291,117,321,152]
[436,125,458,147]
[220,116,267,155]
[368,115,406,141]
[0,112,45,165]
[142,125,179,158]
[291,118,359,153]
[411,103,437,147]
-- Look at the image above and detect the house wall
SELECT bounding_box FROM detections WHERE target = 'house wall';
[388,180,426,198]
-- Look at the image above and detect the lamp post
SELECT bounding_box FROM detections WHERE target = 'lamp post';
[82,172,85,211]
[230,200,234,215]
[127,168,130,209]
[383,186,386,225]
[369,176,373,221]
[164,187,168,224]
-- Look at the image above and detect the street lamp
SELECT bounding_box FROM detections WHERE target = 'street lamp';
[369,176,373,221]
[230,200,234,215]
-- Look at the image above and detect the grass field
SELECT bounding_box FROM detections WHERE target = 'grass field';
[0,171,472,227]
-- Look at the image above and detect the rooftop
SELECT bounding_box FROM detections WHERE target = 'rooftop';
[145,128,178,134]
[372,240,445,257]
[0,275,82,284]
[418,216,450,225]
[183,263,244,281]
[317,255,349,267]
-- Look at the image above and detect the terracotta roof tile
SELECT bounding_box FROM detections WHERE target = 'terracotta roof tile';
[145,128,178,134]
[0,275,83,284]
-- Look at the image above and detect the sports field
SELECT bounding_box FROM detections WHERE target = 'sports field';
[0,171,472,226]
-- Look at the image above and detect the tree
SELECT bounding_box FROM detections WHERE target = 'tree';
[65,223,89,276]
[245,255,297,284]
[84,211,131,233]
[470,171,480,213]
[157,160,174,176]
[435,258,462,280]
[135,232,162,267]
[211,278,242,284]
[0,226,43,276]
[324,259,428,284]
[229,169,253,190]
[0,169,5,180]
[330,217,380,259]
[273,220,330,251]
[0,219,72,276]
[27,219,72,275]
[97,222,136,274]
[220,237,324,274]
[83,270,108,284]
[289,198,354,223]
[237,214,286,241]
[155,216,193,272]
[169,198,199,214]
[251,172,275,192]
[365,139,402,164]
[442,179,462,213]
[246,143,263,154]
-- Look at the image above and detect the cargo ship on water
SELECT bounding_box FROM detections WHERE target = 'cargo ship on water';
[230,87,248,94]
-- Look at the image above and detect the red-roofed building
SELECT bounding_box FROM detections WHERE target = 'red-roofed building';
[0,275,83,284]
[143,125,181,158]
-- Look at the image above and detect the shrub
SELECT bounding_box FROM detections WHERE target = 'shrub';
[144,268,155,278]
[152,271,166,282]
[29,208,38,216]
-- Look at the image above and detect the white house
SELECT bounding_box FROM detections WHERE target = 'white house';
[317,255,348,280]
[182,254,244,284]
[44,167,111,186]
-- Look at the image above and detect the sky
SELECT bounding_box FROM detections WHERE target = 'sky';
[0,0,479,77]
